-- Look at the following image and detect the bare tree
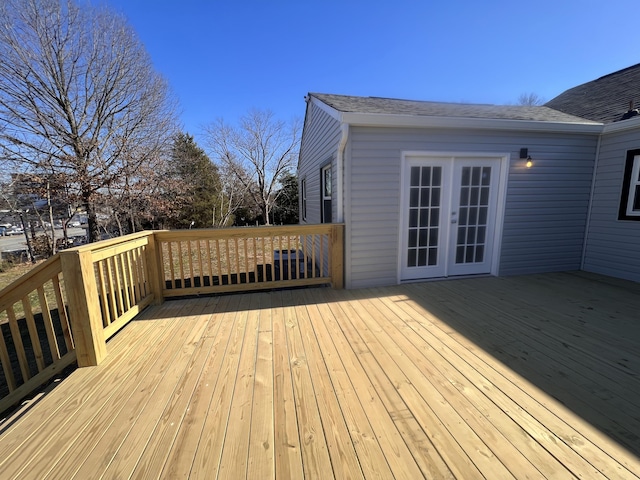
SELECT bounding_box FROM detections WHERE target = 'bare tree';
[517,92,545,106]
[205,110,301,225]
[0,0,178,242]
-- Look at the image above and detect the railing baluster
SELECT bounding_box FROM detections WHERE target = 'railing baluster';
[0,323,16,392]
[7,305,30,382]
[22,296,45,372]
[320,235,325,277]
[312,234,317,278]
[215,238,222,286]
[167,241,175,289]
[111,256,124,316]
[126,250,136,305]
[234,238,240,283]
[196,240,204,288]
[206,239,213,286]
[177,241,185,287]
[37,285,61,361]
[97,260,110,326]
[52,275,74,351]
[133,247,143,300]
[186,240,194,287]
[120,253,132,312]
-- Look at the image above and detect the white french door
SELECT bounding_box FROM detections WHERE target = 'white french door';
[400,154,503,280]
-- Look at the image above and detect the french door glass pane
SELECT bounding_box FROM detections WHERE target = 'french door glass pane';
[407,166,441,267]
[455,166,491,264]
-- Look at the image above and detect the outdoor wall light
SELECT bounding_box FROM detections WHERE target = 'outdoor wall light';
[520,148,533,168]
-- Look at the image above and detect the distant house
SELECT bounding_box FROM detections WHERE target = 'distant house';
[298,64,640,288]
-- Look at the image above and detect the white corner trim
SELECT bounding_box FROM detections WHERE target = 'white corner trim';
[336,124,348,223]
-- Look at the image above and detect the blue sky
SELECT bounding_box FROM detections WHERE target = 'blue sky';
[105,0,639,137]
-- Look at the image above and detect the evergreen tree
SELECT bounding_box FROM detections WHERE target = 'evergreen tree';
[170,133,223,228]
[272,173,299,224]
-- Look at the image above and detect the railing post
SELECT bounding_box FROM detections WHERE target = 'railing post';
[146,232,165,305]
[330,224,344,289]
[60,249,107,367]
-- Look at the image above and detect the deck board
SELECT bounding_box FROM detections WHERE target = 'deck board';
[1,272,639,479]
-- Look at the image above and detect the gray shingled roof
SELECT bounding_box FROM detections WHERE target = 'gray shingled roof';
[545,64,640,124]
[311,93,599,124]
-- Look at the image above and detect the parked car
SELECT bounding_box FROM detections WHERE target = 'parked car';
[6,226,23,235]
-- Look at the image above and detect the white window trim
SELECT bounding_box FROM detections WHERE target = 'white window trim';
[625,155,640,217]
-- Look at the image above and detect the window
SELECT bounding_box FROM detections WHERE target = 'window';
[618,149,640,220]
[321,164,332,223]
[301,178,307,221]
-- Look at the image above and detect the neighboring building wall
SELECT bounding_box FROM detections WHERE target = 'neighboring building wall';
[346,126,599,288]
[583,127,640,281]
[298,101,342,225]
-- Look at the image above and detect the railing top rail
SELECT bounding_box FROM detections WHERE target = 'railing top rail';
[89,236,151,262]
[155,224,344,242]
[70,230,157,254]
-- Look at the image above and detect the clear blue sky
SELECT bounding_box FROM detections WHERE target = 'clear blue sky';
[105,0,638,138]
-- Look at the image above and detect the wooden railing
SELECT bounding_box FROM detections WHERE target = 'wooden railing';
[156,224,343,297]
[0,224,343,412]
[0,254,75,414]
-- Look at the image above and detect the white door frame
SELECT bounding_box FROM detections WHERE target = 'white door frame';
[397,151,509,283]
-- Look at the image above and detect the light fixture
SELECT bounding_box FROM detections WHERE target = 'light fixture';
[520,148,533,168]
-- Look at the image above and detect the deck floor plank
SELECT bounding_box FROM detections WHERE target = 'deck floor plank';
[1,299,197,480]
[402,281,640,479]
[1,273,639,479]
[246,296,276,479]
[217,293,262,479]
[345,288,549,479]
[159,294,236,479]
[187,294,249,479]
[72,298,215,480]
[281,290,335,479]
[271,291,305,479]
[300,289,395,480]
[46,298,213,480]
[286,289,365,480]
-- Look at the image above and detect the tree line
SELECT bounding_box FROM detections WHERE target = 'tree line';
[0,0,299,256]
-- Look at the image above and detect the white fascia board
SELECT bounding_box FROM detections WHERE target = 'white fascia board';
[339,112,604,134]
[308,96,343,122]
[602,116,640,134]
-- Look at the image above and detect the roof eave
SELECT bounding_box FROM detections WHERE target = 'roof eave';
[339,112,603,134]
[602,115,640,134]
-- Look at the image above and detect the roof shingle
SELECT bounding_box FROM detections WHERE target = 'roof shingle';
[311,93,599,124]
[545,64,640,124]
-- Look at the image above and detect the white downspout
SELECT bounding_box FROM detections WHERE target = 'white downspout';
[336,123,349,222]
[581,134,602,270]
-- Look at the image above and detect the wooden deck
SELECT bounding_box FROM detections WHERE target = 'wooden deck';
[0,272,639,479]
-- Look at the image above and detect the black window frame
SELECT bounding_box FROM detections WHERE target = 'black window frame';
[618,149,640,221]
[300,177,307,222]
[321,163,332,223]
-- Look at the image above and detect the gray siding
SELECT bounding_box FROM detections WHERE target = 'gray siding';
[346,127,599,288]
[298,102,341,225]
[583,127,640,281]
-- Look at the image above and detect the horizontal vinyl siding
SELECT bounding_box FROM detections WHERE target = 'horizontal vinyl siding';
[583,127,640,282]
[346,126,598,288]
[298,102,342,225]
